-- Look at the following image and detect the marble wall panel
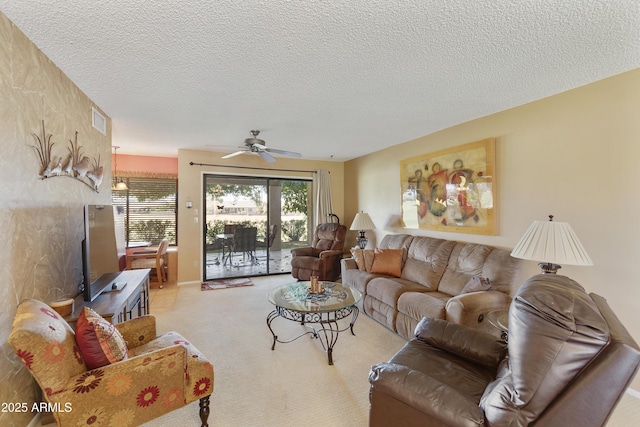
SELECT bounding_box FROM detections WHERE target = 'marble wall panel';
[0,12,112,426]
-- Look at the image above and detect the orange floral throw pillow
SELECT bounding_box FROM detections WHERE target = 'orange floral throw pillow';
[370,248,403,277]
[75,307,128,369]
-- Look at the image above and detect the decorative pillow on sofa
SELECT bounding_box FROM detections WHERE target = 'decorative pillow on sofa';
[370,248,403,277]
[350,249,375,272]
[75,307,128,369]
[461,276,492,294]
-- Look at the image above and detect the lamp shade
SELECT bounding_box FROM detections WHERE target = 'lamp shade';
[113,180,128,191]
[350,212,376,231]
[510,216,593,267]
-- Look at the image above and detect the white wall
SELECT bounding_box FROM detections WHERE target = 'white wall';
[345,68,640,390]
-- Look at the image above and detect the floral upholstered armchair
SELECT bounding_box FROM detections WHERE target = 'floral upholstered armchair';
[9,299,214,427]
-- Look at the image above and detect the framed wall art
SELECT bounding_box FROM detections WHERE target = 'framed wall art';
[400,138,496,235]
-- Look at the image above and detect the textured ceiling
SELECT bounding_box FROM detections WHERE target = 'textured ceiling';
[2,1,639,161]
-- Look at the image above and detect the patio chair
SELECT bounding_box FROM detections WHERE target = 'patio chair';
[229,227,258,266]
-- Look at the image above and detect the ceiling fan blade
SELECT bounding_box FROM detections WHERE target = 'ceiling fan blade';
[258,150,276,163]
[221,150,246,159]
[266,148,302,158]
[252,142,267,150]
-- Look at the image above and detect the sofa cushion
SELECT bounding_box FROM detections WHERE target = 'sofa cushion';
[370,248,403,277]
[367,277,430,309]
[401,237,456,290]
[379,234,415,252]
[460,276,492,294]
[479,249,522,295]
[395,291,451,340]
[389,339,495,402]
[438,243,521,297]
[437,243,493,295]
[414,317,507,369]
[397,291,449,321]
[75,307,128,369]
[350,248,375,271]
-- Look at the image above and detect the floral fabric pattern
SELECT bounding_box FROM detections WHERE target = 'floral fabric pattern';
[106,373,132,396]
[16,349,34,369]
[43,341,66,363]
[73,370,104,394]
[9,299,214,427]
[136,385,160,407]
[77,407,106,426]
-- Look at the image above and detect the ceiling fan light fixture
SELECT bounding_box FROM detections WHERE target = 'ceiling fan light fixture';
[220,130,301,162]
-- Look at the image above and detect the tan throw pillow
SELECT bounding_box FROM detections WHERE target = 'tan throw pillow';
[461,276,492,294]
[370,248,403,277]
[75,307,128,369]
[350,249,375,271]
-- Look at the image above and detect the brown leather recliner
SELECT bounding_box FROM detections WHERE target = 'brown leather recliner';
[290,223,347,281]
[368,274,640,427]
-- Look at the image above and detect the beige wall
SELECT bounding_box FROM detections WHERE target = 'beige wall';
[345,68,640,390]
[177,149,344,283]
[0,13,112,425]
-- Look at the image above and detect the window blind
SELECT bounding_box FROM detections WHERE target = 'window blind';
[112,177,177,246]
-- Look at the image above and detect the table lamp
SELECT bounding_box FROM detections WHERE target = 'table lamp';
[350,212,376,249]
[510,215,593,274]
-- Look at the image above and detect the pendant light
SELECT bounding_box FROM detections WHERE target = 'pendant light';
[112,146,128,190]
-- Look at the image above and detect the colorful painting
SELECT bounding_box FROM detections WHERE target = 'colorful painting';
[400,138,496,235]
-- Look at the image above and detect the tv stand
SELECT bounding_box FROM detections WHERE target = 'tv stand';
[69,269,150,324]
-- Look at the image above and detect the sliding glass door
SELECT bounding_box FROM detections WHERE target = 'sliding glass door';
[203,174,312,280]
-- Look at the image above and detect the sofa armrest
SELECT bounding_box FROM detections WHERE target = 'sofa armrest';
[115,315,157,349]
[291,247,314,257]
[446,290,512,329]
[49,345,188,424]
[318,249,342,260]
[414,317,506,369]
[341,257,357,271]
[369,362,485,426]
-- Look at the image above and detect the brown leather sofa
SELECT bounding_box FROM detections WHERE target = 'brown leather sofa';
[341,234,522,339]
[291,222,347,281]
[368,274,640,427]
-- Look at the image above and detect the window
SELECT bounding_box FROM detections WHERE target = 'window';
[112,177,177,246]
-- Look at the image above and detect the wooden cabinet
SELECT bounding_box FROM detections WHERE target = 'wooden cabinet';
[69,269,150,324]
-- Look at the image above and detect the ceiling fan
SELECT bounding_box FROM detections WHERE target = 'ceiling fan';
[221,130,302,163]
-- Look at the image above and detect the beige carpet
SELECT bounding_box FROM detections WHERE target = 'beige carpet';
[142,275,407,426]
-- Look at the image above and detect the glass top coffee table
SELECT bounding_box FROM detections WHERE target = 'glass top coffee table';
[267,281,362,365]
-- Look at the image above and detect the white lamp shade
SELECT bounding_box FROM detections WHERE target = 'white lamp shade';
[511,219,593,266]
[113,180,128,191]
[350,212,376,231]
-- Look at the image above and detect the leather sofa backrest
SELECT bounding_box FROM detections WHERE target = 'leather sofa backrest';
[480,274,612,426]
[312,223,346,252]
[437,242,521,296]
[379,234,414,254]
[533,292,640,426]
[401,237,456,290]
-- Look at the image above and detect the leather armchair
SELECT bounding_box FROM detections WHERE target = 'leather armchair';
[9,299,213,427]
[290,223,347,281]
[369,274,640,427]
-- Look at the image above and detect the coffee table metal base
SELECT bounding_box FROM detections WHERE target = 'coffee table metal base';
[267,306,359,365]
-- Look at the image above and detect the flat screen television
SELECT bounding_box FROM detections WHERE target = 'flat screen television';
[82,204,126,301]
